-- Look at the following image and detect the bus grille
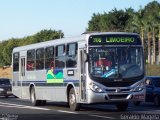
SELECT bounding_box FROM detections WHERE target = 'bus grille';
[105,88,130,93]
[108,94,128,99]
[100,81,135,87]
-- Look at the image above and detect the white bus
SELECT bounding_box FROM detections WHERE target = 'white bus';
[12,32,145,111]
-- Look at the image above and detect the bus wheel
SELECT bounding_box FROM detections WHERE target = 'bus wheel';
[40,100,47,106]
[69,88,80,111]
[30,87,40,106]
[116,102,128,111]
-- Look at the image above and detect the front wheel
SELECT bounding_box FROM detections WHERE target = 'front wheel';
[69,88,80,111]
[116,102,128,111]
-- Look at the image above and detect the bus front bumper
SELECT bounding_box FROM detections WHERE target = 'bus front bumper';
[87,89,145,104]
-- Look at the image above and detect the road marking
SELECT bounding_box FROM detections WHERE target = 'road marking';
[0,102,78,113]
[89,115,115,119]
[0,102,51,111]
[57,110,78,114]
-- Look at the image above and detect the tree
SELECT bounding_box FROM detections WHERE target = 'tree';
[143,1,160,64]
[2,39,19,65]
[157,8,160,64]
[0,29,64,66]
[33,29,64,43]
[0,41,9,66]
[87,13,102,31]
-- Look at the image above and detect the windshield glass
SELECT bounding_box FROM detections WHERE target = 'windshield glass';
[89,47,144,79]
[0,79,10,85]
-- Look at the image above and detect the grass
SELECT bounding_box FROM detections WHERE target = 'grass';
[146,64,160,76]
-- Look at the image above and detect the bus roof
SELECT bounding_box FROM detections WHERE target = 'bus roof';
[12,32,139,53]
[83,31,139,36]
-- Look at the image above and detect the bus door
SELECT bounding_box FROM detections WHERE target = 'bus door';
[20,56,26,98]
[79,48,87,102]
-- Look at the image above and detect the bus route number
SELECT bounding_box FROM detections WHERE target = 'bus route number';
[93,38,102,43]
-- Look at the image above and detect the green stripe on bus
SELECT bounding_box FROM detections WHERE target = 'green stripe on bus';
[47,79,64,83]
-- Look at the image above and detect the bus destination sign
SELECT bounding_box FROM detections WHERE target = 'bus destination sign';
[89,35,141,45]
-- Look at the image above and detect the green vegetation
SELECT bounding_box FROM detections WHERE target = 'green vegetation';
[0,29,63,66]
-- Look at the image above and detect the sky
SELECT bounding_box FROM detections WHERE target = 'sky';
[0,0,159,41]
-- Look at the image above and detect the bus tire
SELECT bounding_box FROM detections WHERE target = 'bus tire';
[30,87,40,106]
[116,102,128,111]
[69,88,80,111]
[40,100,47,106]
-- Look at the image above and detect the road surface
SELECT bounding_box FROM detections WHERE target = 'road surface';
[0,96,160,120]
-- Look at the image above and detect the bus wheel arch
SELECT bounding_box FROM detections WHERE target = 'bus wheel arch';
[66,84,74,104]
[29,84,34,95]
[66,84,80,111]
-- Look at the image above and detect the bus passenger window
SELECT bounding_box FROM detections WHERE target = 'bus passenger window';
[27,50,35,71]
[66,43,77,68]
[45,46,54,69]
[55,45,65,68]
[13,52,19,71]
[36,48,44,70]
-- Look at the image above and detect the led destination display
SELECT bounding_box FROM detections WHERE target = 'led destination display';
[89,34,141,45]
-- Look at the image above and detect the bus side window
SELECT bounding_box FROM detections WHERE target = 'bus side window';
[66,43,77,68]
[45,46,54,69]
[27,49,35,71]
[36,48,44,70]
[13,52,19,72]
[55,45,65,68]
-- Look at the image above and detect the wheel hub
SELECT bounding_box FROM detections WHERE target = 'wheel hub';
[70,94,76,105]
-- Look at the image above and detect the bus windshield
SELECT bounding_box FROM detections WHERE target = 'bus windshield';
[89,47,144,79]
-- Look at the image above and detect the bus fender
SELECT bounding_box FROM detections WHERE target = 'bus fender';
[29,83,36,94]
[66,82,78,102]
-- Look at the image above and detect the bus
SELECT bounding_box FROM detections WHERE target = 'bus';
[12,32,145,111]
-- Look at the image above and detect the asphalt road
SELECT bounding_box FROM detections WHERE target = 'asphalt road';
[0,96,160,120]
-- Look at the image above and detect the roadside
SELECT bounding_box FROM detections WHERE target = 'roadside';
[146,64,160,76]
[0,67,12,79]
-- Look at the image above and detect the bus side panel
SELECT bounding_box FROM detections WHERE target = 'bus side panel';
[27,70,47,100]
[40,87,56,101]
[55,86,67,102]
[12,72,21,98]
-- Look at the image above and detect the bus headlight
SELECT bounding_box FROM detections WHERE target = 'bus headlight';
[89,82,104,93]
[131,82,144,92]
